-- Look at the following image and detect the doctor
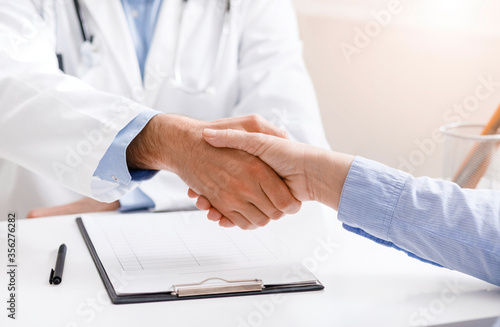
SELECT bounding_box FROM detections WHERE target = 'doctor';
[0,0,328,224]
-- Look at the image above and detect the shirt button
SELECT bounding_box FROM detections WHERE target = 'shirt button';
[131,9,139,18]
[112,176,119,182]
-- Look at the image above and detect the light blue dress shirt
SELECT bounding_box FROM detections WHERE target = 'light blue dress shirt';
[121,0,163,79]
[338,156,500,286]
[94,0,164,211]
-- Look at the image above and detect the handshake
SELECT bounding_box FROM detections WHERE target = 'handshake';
[29,114,354,227]
[167,115,354,230]
[118,113,351,229]
[27,114,500,287]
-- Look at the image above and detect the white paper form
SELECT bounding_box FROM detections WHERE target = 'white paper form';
[81,211,317,295]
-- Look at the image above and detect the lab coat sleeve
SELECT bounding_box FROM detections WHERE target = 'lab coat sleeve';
[232,0,329,149]
[0,1,149,202]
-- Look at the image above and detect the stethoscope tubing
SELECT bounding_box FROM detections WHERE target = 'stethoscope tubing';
[73,0,93,43]
[72,0,230,94]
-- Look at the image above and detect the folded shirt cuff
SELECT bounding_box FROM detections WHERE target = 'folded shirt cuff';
[338,156,440,267]
[337,156,410,241]
[93,109,161,185]
[119,187,156,212]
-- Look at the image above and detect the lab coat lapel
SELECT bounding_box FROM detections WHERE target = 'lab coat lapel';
[142,0,183,107]
[82,0,143,95]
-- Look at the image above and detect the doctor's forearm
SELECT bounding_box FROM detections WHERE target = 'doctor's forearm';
[126,114,292,172]
[126,114,180,172]
[125,114,216,174]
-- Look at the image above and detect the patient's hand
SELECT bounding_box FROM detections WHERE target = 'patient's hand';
[188,129,313,228]
[190,129,354,227]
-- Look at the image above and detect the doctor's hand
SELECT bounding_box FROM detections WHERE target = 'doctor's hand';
[190,129,354,227]
[127,114,301,230]
[27,197,120,218]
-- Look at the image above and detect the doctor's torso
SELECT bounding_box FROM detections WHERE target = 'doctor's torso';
[2,0,243,217]
[0,0,328,219]
[56,0,240,120]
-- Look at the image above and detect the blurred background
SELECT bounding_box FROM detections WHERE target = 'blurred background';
[292,0,500,177]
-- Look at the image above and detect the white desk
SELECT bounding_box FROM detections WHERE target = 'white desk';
[1,203,499,327]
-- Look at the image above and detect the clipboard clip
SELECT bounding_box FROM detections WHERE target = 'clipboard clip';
[171,278,264,298]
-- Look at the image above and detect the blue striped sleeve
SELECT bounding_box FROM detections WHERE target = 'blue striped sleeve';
[338,156,500,286]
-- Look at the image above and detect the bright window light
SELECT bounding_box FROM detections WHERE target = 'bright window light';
[414,0,483,30]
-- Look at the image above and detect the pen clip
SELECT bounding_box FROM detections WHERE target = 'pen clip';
[49,268,61,285]
[49,269,55,285]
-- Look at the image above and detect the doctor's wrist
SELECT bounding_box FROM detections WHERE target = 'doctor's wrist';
[126,114,200,173]
[126,114,168,171]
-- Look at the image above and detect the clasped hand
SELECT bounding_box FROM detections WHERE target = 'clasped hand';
[189,127,315,229]
[163,115,302,229]
[189,126,353,229]
[28,114,302,229]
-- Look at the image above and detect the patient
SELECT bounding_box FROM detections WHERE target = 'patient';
[188,128,500,287]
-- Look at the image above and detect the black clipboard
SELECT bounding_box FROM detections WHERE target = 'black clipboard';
[76,217,324,304]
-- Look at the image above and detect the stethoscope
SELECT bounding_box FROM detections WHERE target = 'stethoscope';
[74,0,100,69]
[73,0,231,95]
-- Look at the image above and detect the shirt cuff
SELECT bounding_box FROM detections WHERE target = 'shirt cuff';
[93,109,161,184]
[338,156,440,267]
[337,156,409,240]
[119,187,156,212]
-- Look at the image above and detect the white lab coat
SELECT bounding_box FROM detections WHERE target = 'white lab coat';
[0,0,328,219]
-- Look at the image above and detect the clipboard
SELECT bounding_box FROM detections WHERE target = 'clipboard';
[76,213,324,304]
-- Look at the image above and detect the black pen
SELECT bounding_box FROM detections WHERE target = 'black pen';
[49,244,67,285]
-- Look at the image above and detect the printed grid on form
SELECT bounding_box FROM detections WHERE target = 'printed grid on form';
[105,224,279,271]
